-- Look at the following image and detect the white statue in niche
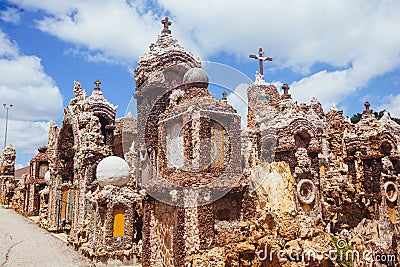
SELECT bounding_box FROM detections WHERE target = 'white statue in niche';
[166,122,184,168]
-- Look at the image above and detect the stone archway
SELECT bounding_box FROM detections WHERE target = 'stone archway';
[58,124,76,183]
[295,131,311,149]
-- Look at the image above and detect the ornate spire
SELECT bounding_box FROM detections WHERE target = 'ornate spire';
[94,79,101,91]
[134,17,200,89]
[222,91,227,101]
[281,83,291,99]
[364,101,372,114]
[90,79,106,101]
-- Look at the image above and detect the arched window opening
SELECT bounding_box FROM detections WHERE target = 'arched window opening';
[381,141,392,156]
[295,131,311,149]
[166,121,184,168]
[99,116,109,144]
[211,122,225,168]
[59,124,75,183]
[113,207,125,237]
[39,163,48,179]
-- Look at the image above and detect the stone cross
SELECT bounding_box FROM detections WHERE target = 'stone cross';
[161,17,172,34]
[282,83,290,95]
[222,91,227,100]
[249,47,273,76]
[364,101,370,111]
[94,79,101,90]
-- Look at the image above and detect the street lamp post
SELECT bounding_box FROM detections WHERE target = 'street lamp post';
[3,104,13,148]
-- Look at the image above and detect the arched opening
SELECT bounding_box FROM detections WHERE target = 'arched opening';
[134,212,143,243]
[38,163,48,179]
[211,121,226,168]
[113,206,125,237]
[59,124,75,183]
[98,116,109,145]
[295,131,311,149]
[166,120,184,168]
[381,141,392,156]
[60,186,69,221]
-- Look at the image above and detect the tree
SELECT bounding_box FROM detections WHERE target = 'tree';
[350,110,400,124]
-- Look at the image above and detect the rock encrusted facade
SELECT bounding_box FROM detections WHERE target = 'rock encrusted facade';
[0,144,16,206]
[23,145,49,216]
[4,17,400,266]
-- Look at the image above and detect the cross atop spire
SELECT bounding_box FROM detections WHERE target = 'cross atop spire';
[222,91,227,101]
[364,101,370,111]
[249,47,273,76]
[94,79,101,90]
[282,83,290,95]
[161,17,172,34]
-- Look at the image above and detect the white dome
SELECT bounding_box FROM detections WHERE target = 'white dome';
[183,67,209,87]
[44,171,50,181]
[96,156,131,187]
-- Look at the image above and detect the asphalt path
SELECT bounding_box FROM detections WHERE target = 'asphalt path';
[0,206,93,267]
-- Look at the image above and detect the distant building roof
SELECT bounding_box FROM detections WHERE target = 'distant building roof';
[14,166,30,179]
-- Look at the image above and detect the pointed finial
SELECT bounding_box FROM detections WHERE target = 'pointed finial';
[363,101,372,114]
[364,101,370,111]
[161,17,172,34]
[282,83,290,95]
[94,79,101,90]
[281,83,291,100]
[222,91,227,101]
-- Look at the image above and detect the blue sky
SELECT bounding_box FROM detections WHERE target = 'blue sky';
[0,0,399,167]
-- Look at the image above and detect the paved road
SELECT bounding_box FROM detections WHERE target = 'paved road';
[0,206,93,267]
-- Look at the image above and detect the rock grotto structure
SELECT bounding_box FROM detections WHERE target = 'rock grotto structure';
[3,17,400,266]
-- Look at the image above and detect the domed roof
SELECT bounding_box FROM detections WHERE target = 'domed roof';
[96,156,131,187]
[38,145,47,153]
[134,17,200,89]
[183,67,209,88]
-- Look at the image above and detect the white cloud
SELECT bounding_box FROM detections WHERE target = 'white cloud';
[9,0,161,63]
[157,0,400,108]
[0,31,63,121]
[0,7,21,24]
[0,30,63,164]
[227,83,249,129]
[379,94,400,118]
[6,0,80,15]
[0,30,18,56]
[6,0,400,110]
[0,119,49,153]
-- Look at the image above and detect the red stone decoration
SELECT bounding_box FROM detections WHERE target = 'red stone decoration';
[384,181,398,203]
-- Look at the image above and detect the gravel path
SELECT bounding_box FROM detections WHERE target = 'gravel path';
[0,206,93,267]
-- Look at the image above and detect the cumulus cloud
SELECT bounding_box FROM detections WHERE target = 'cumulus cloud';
[0,30,63,164]
[7,0,400,110]
[0,33,63,120]
[158,0,400,109]
[379,94,400,118]
[8,0,162,63]
[0,7,21,24]
[0,119,49,153]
